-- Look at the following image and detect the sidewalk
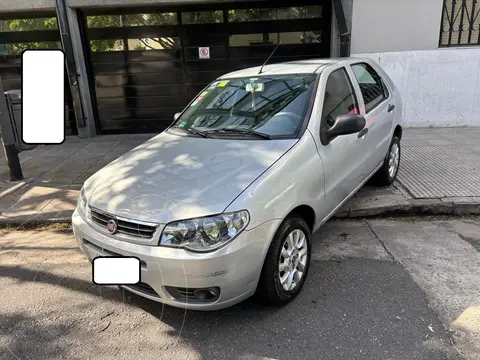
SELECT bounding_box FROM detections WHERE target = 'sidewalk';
[0,128,479,226]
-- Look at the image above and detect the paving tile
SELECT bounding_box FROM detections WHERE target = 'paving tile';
[3,186,61,217]
[398,128,480,198]
[40,189,79,215]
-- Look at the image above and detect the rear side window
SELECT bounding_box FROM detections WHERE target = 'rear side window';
[321,68,359,129]
[351,63,387,113]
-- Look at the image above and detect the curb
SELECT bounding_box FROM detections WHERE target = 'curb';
[1,200,479,228]
[0,180,28,200]
[0,216,72,227]
[333,200,480,219]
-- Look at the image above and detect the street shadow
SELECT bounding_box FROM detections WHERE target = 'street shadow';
[0,259,462,360]
[1,312,71,360]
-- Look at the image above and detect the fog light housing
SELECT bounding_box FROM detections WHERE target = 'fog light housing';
[165,286,220,303]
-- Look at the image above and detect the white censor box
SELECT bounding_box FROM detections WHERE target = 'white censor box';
[22,50,65,144]
[93,257,140,285]
[199,47,210,59]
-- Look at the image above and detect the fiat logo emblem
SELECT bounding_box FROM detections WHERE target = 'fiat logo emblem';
[106,219,117,234]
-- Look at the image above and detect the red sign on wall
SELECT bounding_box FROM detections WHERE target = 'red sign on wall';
[199,47,210,59]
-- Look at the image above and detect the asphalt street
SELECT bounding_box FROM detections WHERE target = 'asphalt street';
[0,218,479,360]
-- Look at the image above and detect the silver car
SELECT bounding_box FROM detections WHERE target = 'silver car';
[72,58,402,310]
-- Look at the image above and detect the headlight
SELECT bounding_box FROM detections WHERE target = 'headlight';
[160,210,250,252]
[77,188,87,217]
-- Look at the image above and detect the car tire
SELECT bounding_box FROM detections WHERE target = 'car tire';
[255,216,312,306]
[371,135,401,186]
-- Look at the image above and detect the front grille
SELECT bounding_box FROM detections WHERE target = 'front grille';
[89,207,158,239]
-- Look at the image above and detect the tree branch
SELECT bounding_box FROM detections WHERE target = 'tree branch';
[150,37,175,49]
[138,38,155,50]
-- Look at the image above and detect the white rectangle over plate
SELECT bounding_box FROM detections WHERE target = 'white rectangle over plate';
[93,257,140,285]
[22,49,65,144]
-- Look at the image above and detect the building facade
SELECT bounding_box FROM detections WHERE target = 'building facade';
[0,0,478,137]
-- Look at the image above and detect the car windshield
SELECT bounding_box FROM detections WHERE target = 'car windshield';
[169,74,317,139]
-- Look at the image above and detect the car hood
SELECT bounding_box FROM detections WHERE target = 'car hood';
[84,132,296,224]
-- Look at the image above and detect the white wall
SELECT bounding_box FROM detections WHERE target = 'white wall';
[353,48,480,127]
[351,0,444,54]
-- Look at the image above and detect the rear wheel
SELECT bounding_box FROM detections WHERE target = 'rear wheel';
[371,135,401,186]
[255,216,312,306]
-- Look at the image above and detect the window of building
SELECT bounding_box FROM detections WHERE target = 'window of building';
[181,11,223,24]
[228,6,323,22]
[86,13,177,28]
[89,37,179,52]
[440,0,480,47]
[0,17,58,31]
[229,31,321,46]
[0,41,61,55]
[351,63,386,113]
[0,16,60,55]
[322,68,358,128]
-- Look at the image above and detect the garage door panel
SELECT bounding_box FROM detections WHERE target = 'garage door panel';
[95,84,185,98]
[185,60,232,72]
[182,27,227,47]
[184,46,228,60]
[97,95,192,109]
[91,49,181,64]
[93,60,183,75]
[97,118,174,133]
[186,84,210,96]
[185,70,225,84]
[98,107,182,122]
[95,72,184,87]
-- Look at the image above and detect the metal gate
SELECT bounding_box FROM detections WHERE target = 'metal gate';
[83,1,331,134]
[0,13,78,135]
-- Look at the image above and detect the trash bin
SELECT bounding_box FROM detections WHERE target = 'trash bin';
[4,90,37,152]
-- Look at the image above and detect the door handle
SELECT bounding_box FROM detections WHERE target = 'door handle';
[388,104,395,112]
[358,127,368,138]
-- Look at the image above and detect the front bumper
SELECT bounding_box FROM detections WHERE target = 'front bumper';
[72,209,281,310]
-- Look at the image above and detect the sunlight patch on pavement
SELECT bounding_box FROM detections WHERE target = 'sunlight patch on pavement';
[453,306,480,332]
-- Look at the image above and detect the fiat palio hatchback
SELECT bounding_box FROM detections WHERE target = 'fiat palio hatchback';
[73,58,403,310]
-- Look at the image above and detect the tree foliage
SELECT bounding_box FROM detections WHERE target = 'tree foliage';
[0,17,59,54]
[0,6,323,55]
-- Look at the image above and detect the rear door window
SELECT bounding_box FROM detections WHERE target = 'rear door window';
[351,63,387,113]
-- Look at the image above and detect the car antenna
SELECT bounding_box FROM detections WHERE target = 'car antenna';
[258,41,281,75]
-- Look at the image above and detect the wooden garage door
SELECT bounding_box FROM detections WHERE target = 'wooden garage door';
[84,1,331,134]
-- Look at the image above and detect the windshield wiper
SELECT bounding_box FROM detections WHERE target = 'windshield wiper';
[205,128,272,140]
[169,126,210,138]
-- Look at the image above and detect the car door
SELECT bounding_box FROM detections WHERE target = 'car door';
[308,64,369,221]
[349,61,395,174]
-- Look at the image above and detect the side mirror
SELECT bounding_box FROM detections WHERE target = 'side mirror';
[326,114,366,142]
[174,112,181,121]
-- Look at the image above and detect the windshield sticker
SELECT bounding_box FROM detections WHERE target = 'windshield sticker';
[217,80,229,87]
[209,81,220,89]
[191,92,208,106]
[178,121,187,127]
[246,83,264,93]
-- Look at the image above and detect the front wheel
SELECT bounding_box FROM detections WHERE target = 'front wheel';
[255,216,312,306]
[371,135,401,186]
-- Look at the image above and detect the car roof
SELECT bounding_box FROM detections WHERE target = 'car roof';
[218,57,370,79]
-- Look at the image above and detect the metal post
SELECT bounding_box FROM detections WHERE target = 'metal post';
[331,0,351,57]
[56,0,88,135]
[0,74,23,181]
